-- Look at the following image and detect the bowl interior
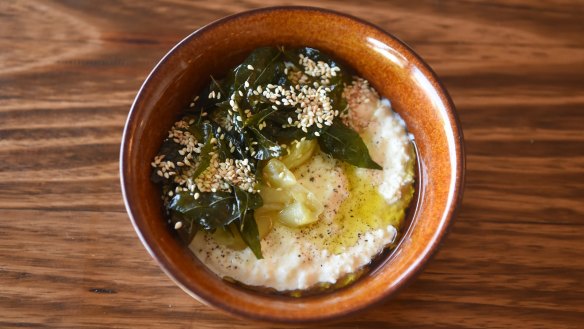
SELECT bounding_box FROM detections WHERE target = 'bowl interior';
[121,7,463,322]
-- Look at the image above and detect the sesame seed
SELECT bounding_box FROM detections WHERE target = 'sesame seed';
[247,65,254,70]
[194,192,200,200]
[244,81,250,88]
[174,221,183,229]
[314,131,320,137]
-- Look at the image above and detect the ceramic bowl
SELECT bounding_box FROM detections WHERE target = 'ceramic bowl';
[120,6,465,323]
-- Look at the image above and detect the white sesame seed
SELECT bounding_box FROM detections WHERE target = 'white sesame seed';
[174,221,183,229]
[194,192,200,200]
[247,65,254,70]
[244,81,250,88]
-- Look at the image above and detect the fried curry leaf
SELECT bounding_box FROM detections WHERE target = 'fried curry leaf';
[169,191,239,231]
[169,211,199,244]
[244,108,276,127]
[233,47,283,91]
[150,139,182,183]
[237,212,263,259]
[318,121,382,169]
[248,126,286,160]
[190,122,214,179]
[232,185,263,231]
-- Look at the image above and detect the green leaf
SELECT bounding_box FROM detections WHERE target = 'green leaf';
[232,185,263,230]
[248,126,286,160]
[244,108,275,127]
[318,121,382,169]
[191,122,214,179]
[150,139,182,183]
[169,211,199,243]
[169,191,239,231]
[237,212,263,259]
[233,47,283,90]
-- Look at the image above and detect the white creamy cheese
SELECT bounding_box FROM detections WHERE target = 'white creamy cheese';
[190,96,413,292]
[360,98,415,204]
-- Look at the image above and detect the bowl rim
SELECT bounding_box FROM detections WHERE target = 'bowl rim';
[120,5,465,323]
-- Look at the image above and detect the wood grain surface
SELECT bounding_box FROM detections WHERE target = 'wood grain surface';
[1,0,582,328]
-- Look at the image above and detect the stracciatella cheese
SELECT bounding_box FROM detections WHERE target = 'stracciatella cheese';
[190,93,414,292]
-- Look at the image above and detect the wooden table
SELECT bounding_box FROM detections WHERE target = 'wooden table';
[1,1,582,328]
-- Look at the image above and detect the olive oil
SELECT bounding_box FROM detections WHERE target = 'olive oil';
[327,164,415,254]
[298,141,415,254]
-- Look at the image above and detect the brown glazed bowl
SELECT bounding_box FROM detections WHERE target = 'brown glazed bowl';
[120,6,464,323]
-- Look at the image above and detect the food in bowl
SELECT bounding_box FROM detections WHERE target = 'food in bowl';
[150,46,416,293]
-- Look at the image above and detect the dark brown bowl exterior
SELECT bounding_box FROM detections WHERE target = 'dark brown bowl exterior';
[120,6,465,323]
